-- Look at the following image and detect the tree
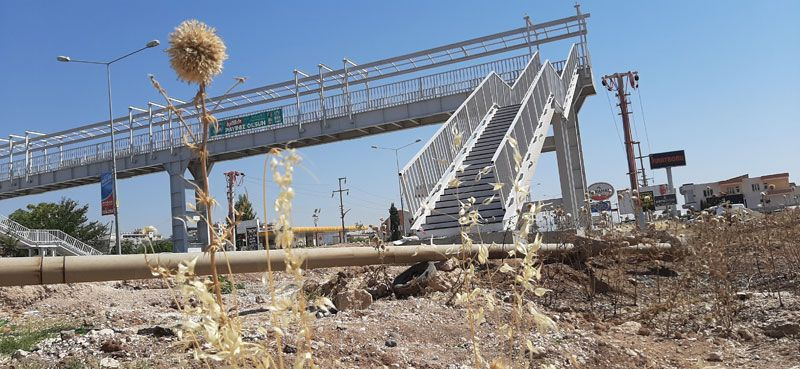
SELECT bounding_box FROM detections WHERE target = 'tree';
[234,193,256,222]
[389,203,401,241]
[121,239,173,254]
[9,198,109,245]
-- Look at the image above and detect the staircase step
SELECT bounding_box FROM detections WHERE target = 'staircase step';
[443,181,494,195]
[423,210,505,230]
[429,201,503,218]
[433,195,500,210]
[463,152,495,163]
[456,171,495,181]
[438,188,498,202]
[481,124,513,135]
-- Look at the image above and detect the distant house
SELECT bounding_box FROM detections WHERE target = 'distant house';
[680,172,799,212]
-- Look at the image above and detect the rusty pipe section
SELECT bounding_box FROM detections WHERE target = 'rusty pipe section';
[0,243,671,287]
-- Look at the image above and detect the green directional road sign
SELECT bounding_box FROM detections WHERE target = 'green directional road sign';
[210,109,283,137]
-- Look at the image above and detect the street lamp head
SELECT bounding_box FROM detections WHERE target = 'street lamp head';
[414,139,422,143]
[370,145,378,149]
[56,56,71,62]
[146,40,160,48]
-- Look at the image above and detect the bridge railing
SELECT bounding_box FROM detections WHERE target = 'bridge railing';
[491,45,581,220]
[46,230,104,255]
[399,52,544,223]
[0,213,102,255]
[4,54,536,180]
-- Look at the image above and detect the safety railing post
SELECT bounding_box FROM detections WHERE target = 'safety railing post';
[365,71,371,109]
[294,70,302,132]
[343,59,352,121]
[24,133,30,180]
[318,64,327,128]
[147,103,154,156]
[7,139,13,179]
[127,109,134,161]
[168,110,173,154]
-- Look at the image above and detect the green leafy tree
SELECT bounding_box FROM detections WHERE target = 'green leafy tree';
[234,193,256,222]
[389,203,401,241]
[9,198,109,245]
[121,239,174,254]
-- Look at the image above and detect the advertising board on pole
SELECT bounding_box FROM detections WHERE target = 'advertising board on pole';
[640,191,656,212]
[590,200,612,213]
[100,172,115,215]
[587,182,615,201]
[649,150,686,169]
[246,227,260,250]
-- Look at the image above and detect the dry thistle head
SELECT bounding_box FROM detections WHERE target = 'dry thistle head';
[167,19,228,85]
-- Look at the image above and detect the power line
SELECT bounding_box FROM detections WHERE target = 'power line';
[331,177,350,243]
[603,86,626,153]
[635,87,653,154]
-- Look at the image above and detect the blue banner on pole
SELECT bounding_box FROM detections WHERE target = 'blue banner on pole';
[101,172,115,215]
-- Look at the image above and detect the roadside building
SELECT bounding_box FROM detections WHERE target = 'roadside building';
[680,172,799,212]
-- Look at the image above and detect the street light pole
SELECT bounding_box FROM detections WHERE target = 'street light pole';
[371,138,422,237]
[57,40,160,254]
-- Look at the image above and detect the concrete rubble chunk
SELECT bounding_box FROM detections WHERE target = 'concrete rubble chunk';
[100,357,121,368]
[613,321,642,335]
[334,289,373,311]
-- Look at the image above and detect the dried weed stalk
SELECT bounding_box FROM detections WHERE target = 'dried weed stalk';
[452,133,554,368]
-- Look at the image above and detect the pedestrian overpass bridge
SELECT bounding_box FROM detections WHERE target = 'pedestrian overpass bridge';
[0,9,594,254]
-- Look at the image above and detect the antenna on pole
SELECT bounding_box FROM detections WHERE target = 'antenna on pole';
[601,71,646,230]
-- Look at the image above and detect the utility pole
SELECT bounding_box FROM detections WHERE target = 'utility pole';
[312,208,320,247]
[224,171,245,249]
[601,71,646,230]
[371,138,422,236]
[635,142,649,187]
[331,177,350,244]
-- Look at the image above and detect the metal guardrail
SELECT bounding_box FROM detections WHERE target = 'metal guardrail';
[399,52,545,223]
[401,44,587,228]
[0,213,102,255]
[492,46,580,222]
[0,55,534,181]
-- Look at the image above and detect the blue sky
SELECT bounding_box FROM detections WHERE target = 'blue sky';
[1,1,798,235]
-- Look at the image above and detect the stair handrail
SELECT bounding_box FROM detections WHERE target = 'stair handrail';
[46,229,103,255]
[399,73,509,221]
[0,213,102,255]
[491,45,581,225]
[400,52,544,222]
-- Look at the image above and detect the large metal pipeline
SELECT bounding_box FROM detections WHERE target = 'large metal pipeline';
[0,243,671,287]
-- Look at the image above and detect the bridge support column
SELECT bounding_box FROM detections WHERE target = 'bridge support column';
[166,161,190,253]
[187,160,214,250]
[553,114,588,231]
[166,159,215,253]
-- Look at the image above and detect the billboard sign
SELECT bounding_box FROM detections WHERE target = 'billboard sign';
[100,172,115,215]
[649,150,686,169]
[246,227,260,250]
[587,182,615,201]
[590,200,612,213]
[654,194,677,207]
[210,109,283,137]
[640,190,656,212]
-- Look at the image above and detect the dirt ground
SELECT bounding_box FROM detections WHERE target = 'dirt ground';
[1,214,799,369]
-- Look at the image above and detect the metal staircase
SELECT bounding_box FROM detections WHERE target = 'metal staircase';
[423,104,520,232]
[0,214,103,256]
[401,42,592,237]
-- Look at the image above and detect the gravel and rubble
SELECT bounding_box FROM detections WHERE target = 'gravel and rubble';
[1,215,799,368]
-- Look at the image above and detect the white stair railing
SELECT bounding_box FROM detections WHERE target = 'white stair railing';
[492,45,583,229]
[400,52,542,225]
[0,214,102,256]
